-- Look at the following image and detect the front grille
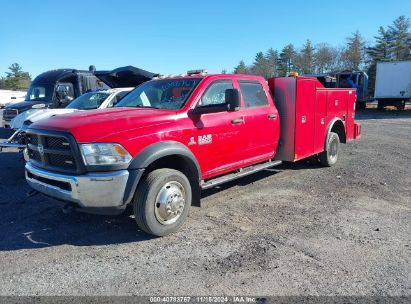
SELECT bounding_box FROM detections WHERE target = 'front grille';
[45,137,70,150]
[48,154,76,169]
[29,149,41,162]
[27,134,38,145]
[3,109,18,121]
[26,131,81,174]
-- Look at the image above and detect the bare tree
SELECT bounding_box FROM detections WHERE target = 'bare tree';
[315,43,339,74]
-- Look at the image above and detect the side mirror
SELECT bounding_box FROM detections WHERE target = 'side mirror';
[192,103,229,115]
[225,89,240,111]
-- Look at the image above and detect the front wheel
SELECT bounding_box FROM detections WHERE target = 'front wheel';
[133,168,192,237]
[319,132,340,167]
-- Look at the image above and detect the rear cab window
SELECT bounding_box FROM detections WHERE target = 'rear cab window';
[238,80,269,108]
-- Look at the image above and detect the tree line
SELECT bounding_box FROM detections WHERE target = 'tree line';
[0,63,31,91]
[232,16,411,94]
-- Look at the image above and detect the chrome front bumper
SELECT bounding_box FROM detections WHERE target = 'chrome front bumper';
[25,162,129,208]
[0,129,26,150]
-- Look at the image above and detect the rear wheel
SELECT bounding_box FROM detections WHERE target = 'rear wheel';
[377,100,384,111]
[133,168,191,237]
[357,102,366,110]
[396,100,405,111]
[319,132,340,167]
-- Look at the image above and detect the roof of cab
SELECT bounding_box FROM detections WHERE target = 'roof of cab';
[32,69,92,84]
[155,73,265,81]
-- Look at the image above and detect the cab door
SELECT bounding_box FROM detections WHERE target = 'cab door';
[188,80,248,179]
[237,80,279,166]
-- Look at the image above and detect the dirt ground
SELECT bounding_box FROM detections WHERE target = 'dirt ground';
[0,109,409,296]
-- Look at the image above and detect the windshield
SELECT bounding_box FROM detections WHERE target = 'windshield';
[65,92,110,110]
[25,83,54,102]
[115,78,201,110]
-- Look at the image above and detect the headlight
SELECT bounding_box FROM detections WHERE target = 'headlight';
[80,143,132,166]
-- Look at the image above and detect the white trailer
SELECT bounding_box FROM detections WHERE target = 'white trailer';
[374,60,411,110]
[0,90,26,127]
[0,90,26,106]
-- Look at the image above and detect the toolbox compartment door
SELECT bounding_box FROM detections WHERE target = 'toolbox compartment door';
[313,90,327,154]
[294,78,316,160]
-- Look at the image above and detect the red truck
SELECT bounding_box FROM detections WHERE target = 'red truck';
[24,71,361,236]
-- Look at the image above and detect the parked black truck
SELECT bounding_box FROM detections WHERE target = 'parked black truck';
[2,66,157,127]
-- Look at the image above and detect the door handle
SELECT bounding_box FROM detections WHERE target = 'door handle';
[268,113,277,119]
[231,119,243,125]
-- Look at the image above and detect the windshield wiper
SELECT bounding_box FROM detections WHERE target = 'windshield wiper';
[26,99,45,102]
[130,105,161,109]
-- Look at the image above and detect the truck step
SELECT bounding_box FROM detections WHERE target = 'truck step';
[201,160,282,190]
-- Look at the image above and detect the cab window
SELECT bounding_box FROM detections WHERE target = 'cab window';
[239,81,269,108]
[198,80,233,106]
[110,91,129,107]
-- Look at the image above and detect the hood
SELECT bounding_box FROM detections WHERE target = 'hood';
[11,108,79,129]
[0,99,24,108]
[95,66,159,88]
[30,107,176,143]
[5,100,50,111]
[0,96,26,107]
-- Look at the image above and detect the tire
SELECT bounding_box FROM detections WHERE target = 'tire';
[319,132,340,167]
[396,100,405,111]
[377,100,384,111]
[133,168,192,237]
[357,102,366,111]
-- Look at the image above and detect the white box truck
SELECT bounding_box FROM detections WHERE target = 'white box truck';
[375,60,411,110]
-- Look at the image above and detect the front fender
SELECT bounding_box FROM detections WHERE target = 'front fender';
[124,141,202,207]
[128,141,201,176]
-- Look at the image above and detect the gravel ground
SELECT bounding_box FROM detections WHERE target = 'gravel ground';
[0,109,410,296]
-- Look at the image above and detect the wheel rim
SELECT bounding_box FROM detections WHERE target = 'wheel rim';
[329,138,338,162]
[154,181,186,225]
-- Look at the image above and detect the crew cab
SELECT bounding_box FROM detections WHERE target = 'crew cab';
[24,72,361,236]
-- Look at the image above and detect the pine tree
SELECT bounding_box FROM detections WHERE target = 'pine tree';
[3,63,31,90]
[279,44,297,76]
[233,60,248,74]
[297,40,315,74]
[250,52,271,78]
[367,26,393,61]
[342,31,366,70]
[265,48,279,77]
[388,16,411,60]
